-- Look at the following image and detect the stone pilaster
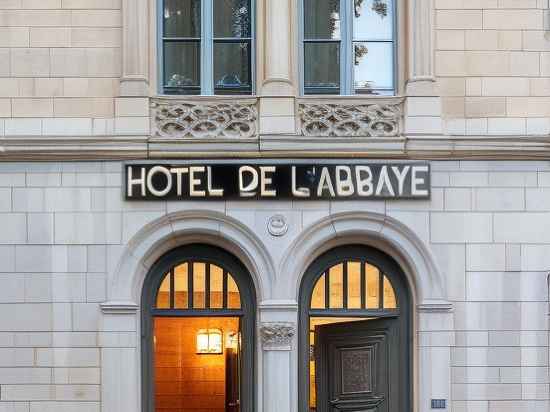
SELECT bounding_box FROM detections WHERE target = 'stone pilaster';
[120,0,150,96]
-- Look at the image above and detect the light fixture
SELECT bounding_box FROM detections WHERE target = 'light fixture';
[196,328,223,354]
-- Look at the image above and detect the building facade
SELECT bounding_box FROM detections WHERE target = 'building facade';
[0,1,548,412]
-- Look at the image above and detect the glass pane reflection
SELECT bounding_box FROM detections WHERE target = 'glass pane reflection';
[354,41,394,93]
[304,0,341,39]
[164,0,201,38]
[210,264,224,309]
[163,42,201,93]
[354,0,394,41]
[156,273,170,309]
[304,42,340,94]
[174,264,189,309]
[193,262,206,309]
[214,0,251,38]
[214,41,251,94]
[227,274,241,309]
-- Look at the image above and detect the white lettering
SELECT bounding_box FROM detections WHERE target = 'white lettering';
[239,166,258,197]
[127,166,146,197]
[375,166,395,197]
[335,166,354,196]
[356,166,374,196]
[207,166,224,197]
[260,166,276,197]
[189,167,206,197]
[169,167,188,196]
[412,165,429,196]
[391,166,410,196]
[292,166,310,197]
[317,167,335,197]
[147,166,172,197]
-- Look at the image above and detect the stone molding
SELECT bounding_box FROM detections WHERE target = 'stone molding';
[298,99,403,138]
[417,301,454,313]
[120,0,149,96]
[260,322,296,351]
[151,98,259,139]
[3,134,550,160]
[100,301,140,314]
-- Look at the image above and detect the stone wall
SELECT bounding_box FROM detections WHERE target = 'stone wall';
[436,0,550,136]
[0,0,149,138]
[0,160,546,411]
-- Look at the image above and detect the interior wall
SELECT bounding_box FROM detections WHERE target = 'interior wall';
[154,317,241,412]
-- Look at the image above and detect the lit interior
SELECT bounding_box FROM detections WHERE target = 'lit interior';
[310,261,397,310]
[308,260,398,411]
[154,317,241,412]
[156,263,241,310]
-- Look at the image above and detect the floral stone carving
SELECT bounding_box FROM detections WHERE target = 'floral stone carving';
[299,102,402,137]
[260,322,296,351]
[151,99,258,139]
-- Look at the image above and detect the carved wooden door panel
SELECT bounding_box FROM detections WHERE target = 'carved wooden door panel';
[314,318,399,412]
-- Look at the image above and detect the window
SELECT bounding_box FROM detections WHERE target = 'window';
[142,245,256,412]
[302,0,396,95]
[161,0,254,95]
[299,246,410,412]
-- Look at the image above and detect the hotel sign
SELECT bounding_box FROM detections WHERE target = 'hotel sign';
[125,163,430,201]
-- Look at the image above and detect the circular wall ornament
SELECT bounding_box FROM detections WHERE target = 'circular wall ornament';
[267,214,289,237]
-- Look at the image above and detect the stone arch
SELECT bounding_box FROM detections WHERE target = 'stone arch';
[278,211,447,307]
[106,210,275,306]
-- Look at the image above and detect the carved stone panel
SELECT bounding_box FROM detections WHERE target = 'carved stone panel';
[151,99,258,139]
[298,101,402,137]
[260,322,296,351]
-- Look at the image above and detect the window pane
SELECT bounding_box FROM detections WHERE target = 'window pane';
[174,264,189,309]
[353,0,394,40]
[354,41,394,93]
[347,262,361,309]
[214,0,251,38]
[383,275,397,309]
[329,264,343,308]
[304,42,340,94]
[163,0,201,38]
[311,273,326,309]
[164,42,201,93]
[304,0,341,39]
[214,41,251,94]
[193,263,206,309]
[210,264,224,309]
[227,274,241,309]
[156,273,171,309]
[365,263,379,309]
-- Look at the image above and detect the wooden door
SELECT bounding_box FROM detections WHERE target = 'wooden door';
[314,318,399,412]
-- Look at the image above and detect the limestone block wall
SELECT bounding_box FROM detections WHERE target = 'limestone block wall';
[0,0,149,138]
[436,0,550,136]
[0,160,546,411]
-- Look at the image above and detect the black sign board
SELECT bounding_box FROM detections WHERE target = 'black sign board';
[125,163,430,201]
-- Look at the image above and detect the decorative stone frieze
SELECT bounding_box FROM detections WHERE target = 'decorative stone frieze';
[298,100,403,138]
[260,322,296,351]
[151,98,258,139]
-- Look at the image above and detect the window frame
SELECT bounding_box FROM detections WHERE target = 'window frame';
[157,0,256,96]
[299,0,398,96]
[298,245,411,412]
[141,244,257,412]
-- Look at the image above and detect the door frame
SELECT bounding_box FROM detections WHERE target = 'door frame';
[141,243,257,412]
[298,245,412,412]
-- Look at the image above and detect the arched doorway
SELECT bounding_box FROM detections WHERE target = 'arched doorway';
[141,244,256,412]
[299,245,411,412]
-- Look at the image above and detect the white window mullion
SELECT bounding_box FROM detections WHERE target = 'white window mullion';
[340,0,353,95]
[201,0,214,95]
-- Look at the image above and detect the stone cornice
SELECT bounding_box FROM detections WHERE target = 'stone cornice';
[0,136,148,160]
[1,134,550,160]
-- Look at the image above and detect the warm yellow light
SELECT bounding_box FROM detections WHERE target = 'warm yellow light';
[196,329,223,354]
